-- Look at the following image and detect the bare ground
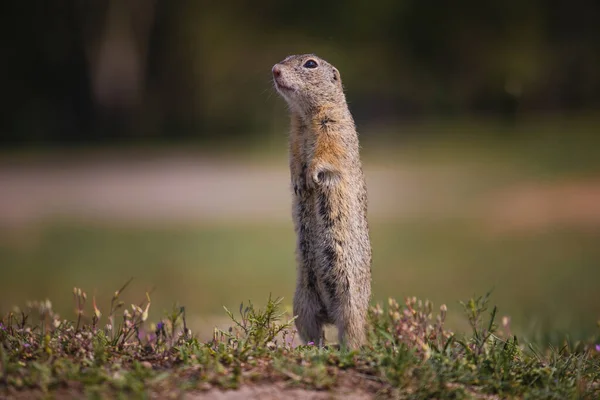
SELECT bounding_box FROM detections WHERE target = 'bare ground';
[184,383,375,400]
[1,153,600,233]
[0,154,477,226]
[482,179,600,233]
[1,385,376,400]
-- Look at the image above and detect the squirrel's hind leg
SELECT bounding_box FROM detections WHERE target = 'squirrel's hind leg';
[293,282,326,345]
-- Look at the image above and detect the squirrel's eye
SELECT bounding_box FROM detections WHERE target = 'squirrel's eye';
[303,59,318,69]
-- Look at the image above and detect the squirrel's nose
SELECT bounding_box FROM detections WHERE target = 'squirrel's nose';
[272,65,281,78]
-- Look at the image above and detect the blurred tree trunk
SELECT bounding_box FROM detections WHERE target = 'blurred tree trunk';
[78,0,156,136]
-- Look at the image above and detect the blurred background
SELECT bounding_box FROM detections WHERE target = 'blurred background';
[1,1,599,340]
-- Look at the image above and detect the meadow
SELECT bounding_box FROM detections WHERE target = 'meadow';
[2,219,600,342]
[1,118,600,397]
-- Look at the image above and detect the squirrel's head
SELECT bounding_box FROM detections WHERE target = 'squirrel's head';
[272,54,344,115]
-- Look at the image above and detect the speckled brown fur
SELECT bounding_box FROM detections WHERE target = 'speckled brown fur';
[272,54,372,349]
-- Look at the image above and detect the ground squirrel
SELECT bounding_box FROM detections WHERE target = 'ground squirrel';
[272,54,372,348]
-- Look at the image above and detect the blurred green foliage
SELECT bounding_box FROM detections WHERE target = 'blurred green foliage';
[2,1,599,145]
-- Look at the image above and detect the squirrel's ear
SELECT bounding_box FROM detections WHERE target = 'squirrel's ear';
[332,67,340,82]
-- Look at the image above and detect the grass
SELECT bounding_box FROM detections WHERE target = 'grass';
[2,221,600,341]
[1,286,599,399]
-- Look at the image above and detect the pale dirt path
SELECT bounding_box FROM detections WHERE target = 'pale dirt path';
[1,152,600,232]
[0,153,473,227]
[482,179,600,233]
[184,384,374,400]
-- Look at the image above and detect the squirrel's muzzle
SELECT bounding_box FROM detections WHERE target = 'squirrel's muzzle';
[272,64,282,78]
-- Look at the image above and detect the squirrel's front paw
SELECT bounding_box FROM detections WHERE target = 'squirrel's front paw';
[307,169,322,189]
[307,164,338,189]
